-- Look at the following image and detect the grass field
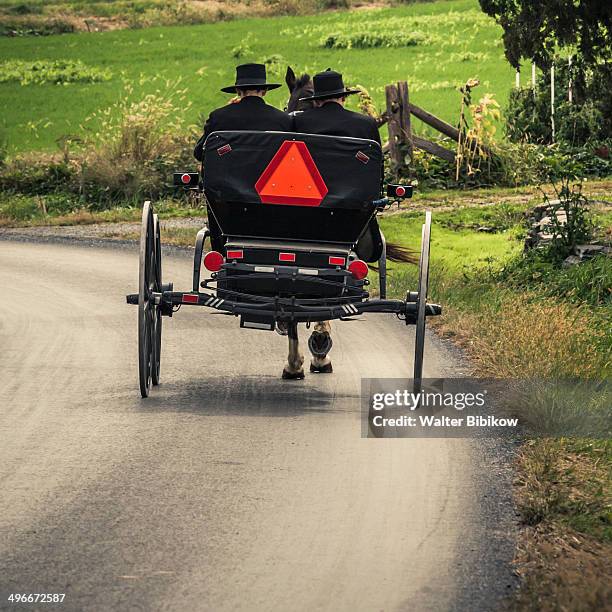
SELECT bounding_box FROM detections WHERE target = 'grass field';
[0,0,515,153]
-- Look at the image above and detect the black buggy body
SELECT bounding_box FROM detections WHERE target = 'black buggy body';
[203,131,382,303]
[127,130,440,397]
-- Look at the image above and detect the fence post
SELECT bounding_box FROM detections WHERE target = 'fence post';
[515,70,520,88]
[568,56,573,103]
[531,63,536,90]
[397,81,413,165]
[550,62,555,142]
[385,84,402,174]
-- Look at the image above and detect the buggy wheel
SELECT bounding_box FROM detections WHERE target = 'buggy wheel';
[151,213,162,386]
[413,210,431,394]
[138,201,159,398]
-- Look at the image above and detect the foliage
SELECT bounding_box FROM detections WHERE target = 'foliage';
[0,59,112,85]
[0,15,77,36]
[261,54,286,76]
[401,137,612,190]
[0,154,76,195]
[0,78,196,206]
[322,30,428,49]
[499,250,612,307]
[478,0,612,70]
[506,58,611,146]
[455,78,501,182]
[491,178,610,307]
[231,34,253,59]
[540,178,594,260]
[79,80,195,205]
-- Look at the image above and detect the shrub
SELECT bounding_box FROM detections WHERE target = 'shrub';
[0,60,112,85]
[0,194,40,222]
[505,57,611,146]
[317,0,350,8]
[0,154,77,195]
[0,16,77,36]
[322,30,427,49]
[540,179,594,260]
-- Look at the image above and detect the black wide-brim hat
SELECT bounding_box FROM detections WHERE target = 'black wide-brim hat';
[221,63,281,93]
[299,69,360,101]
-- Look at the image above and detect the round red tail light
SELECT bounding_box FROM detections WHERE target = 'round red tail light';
[395,185,406,197]
[203,250,224,272]
[348,259,368,280]
[181,173,191,185]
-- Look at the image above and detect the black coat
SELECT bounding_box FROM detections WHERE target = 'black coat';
[294,102,383,262]
[293,102,381,145]
[194,96,292,161]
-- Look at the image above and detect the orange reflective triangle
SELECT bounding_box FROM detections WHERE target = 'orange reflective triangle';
[255,141,328,207]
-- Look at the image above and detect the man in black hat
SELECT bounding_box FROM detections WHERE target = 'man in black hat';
[293,69,380,144]
[295,68,383,266]
[294,70,382,376]
[193,63,291,162]
[194,63,291,251]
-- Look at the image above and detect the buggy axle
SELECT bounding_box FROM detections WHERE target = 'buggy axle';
[126,290,441,324]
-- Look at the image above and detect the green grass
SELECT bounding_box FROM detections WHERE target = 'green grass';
[0,0,514,152]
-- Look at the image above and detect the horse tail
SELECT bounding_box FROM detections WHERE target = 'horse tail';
[385,241,419,265]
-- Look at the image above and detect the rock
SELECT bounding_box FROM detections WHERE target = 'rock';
[574,244,612,260]
[562,255,582,268]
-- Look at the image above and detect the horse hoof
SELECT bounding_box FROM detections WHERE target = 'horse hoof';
[310,362,333,374]
[275,321,289,336]
[308,331,333,358]
[282,368,305,380]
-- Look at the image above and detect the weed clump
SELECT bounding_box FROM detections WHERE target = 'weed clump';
[0,60,111,85]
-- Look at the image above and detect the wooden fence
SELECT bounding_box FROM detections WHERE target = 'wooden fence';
[379,81,460,168]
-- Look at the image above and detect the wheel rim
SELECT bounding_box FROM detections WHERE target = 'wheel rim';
[413,210,431,394]
[151,214,162,386]
[138,201,156,398]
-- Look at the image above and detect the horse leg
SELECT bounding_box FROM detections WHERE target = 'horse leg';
[308,321,333,374]
[282,322,305,380]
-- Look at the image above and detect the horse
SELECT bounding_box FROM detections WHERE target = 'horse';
[285,66,315,113]
[280,66,416,380]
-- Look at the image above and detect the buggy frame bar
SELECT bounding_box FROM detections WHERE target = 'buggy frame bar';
[126,290,441,324]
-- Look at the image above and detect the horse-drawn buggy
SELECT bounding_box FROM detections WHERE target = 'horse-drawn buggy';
[126,130,441,397]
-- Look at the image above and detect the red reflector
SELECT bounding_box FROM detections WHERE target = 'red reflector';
[182,293,199,304]
[329,256,346,266]
[181,173,191,184]
[396,185,406,197]
[356,151,370,164]
[348,259,368,280]
[217,144,232,156]
[255,140,328,207]
[226,249,243,260]
[279,252,296,263]
[203,250,224,271]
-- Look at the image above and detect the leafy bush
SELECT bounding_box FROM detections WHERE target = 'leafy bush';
[0,154,77,195]
[540,179,594,260]
[322,30,427,49]
[317,0,350,8]
[0,60,112,85]
[0,16,77,36]
[401,138,612,190]
[506,57,611,146]
[0,193,40,222]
